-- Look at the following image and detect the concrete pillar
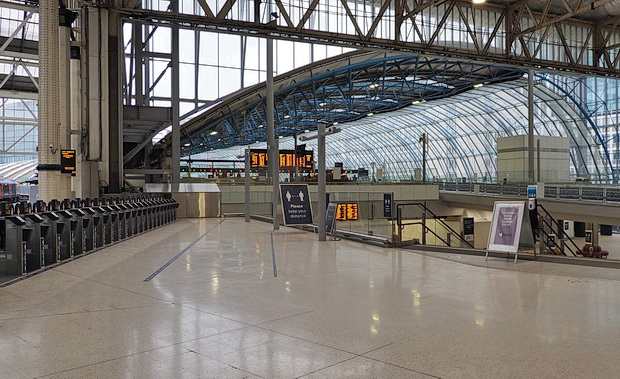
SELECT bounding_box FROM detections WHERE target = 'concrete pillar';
[70,47,82,198]
[87,7,109,195]
[58,20,72,197]
[107,11,123,193]
[592,223,600,246]
[38,0,66,202]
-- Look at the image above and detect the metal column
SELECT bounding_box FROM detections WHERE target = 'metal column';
[245,148,251,223]
[171,2,180,190]
[267,37,278,230]
[528,69,535,184]
[318,123,326,241]
[38,0,64,202]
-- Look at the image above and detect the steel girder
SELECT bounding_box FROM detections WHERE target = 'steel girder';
[159,53,523,157]
[115,0,620,77]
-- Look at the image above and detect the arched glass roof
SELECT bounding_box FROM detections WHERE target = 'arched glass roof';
[196,75,612,182]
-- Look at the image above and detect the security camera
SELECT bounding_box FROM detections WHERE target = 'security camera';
[326,126,341,134]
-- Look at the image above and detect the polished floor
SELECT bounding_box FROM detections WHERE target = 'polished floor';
[1,218,620,378]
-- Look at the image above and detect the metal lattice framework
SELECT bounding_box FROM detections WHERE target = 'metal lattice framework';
[118,0,620,77]
[202,76,614,182]
[159,51,524,158]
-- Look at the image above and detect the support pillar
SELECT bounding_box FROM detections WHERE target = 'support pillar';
[267,37,278,230]
[171,1,180,191]
[70,46,82,198]
[318,123,326,241]
[528,69,535,184]
[245,148,251,223]
[38,0,65,202]
[58,14,72,197]
[107,11,123,193]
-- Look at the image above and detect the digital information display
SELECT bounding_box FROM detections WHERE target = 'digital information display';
[336,203,359,221]
[61,149,76,173]
[250,149,313,169]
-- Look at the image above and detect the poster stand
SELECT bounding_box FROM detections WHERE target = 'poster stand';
[485,201,535,263]
[325,202,339,241]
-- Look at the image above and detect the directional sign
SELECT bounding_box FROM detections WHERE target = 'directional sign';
[279,184,313,225]
[383,193,393,218]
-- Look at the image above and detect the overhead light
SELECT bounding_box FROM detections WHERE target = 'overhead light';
[283,115,291,119]
[473,83,484,88]
[319,102,327,106]
[367,112,374,116]
[217,138,221,141]
[304,129,310,133]
[412,100,422,105]
[369,83,377,89]
[472,0,485,4]
[333,122,339,125]
[210,130,218,135]
[183,143,190,147]
[255,140,259,143]
[258,124,264,128]
[279,135,283,139]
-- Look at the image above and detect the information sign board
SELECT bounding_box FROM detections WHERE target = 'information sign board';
[336,203,359,221]
[383,193,393,218]
[463,217,474,242]
[487,201,525,255]
[279,184,313,225]
[325,203,337,235]
[61,149,76,173]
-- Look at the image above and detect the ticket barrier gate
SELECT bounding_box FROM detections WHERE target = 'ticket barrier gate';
[92,207,105,248]
[40,212,61,264]
[81,208,96,252]
[118,204,128,240]
[101,205,114,245]
[56,210,73,259]
[23,213,45,272]
[0,215,27,275]
[110,205,121,242]
[68,208,86,256]
[0,195,178,278]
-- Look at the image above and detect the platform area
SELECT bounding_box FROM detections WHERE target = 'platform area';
[1,218,619,378]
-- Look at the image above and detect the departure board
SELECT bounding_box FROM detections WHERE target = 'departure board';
[61,149,76,173]
[250,149,313,169]
[336,203,359,221]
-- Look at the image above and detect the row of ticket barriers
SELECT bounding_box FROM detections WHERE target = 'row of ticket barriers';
[0,194,179,276]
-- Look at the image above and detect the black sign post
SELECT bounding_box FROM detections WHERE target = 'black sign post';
[279,184,313,225]
[383,193,393,218]
[325,202,337,237]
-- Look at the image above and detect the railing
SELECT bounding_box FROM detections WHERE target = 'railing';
[536,204,581,257]
[395,202,474,249]
[439,182,620,203]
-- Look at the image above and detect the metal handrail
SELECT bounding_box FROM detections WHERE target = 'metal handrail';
[537,203,581,256]
[396,202,474,249]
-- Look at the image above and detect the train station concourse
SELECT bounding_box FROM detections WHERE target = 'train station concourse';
[1,0,620,377]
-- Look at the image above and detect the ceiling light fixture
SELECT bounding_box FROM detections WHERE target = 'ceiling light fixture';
[473,83,484,88]
[283,115,291,119]
[367,112,374,116]
[210,130,218,135]
[472,0,486,4]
